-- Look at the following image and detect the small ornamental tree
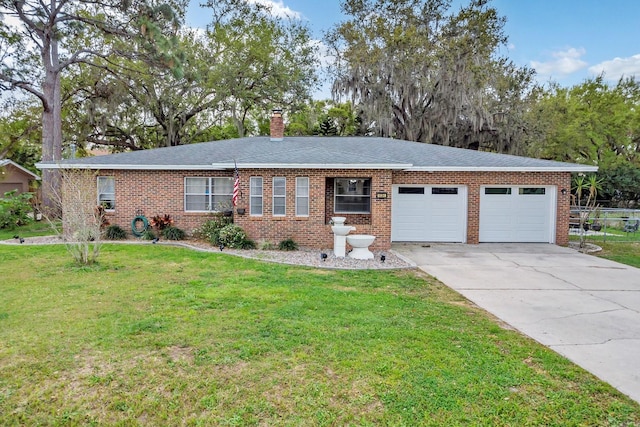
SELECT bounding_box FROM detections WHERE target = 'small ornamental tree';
[572,174,603,249]
[46,169,103,264]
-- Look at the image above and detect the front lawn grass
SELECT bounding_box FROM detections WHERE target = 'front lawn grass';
[570,233,640,267]
[592,241,640,268]
[1,244,639,425]
[0,220,58,240]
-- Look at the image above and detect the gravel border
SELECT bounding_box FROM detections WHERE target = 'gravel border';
[1,235,416,270]
[568,241,603,253]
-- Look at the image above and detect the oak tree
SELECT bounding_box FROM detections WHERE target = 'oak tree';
[0,0,184,209]
[327,0,537,152]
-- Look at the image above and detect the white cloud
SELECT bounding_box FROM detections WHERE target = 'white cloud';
[531,47,588,76]
[309,39,333,68]
[507,43,516,51]
[308,38,335,100]
[588,54,640,81]
[246,0,302,20]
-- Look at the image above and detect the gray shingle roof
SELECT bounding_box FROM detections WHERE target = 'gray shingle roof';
[36,136,597,172]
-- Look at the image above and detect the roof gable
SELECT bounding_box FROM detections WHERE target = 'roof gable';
[0,159,40,180]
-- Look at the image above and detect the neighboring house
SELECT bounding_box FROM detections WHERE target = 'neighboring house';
[36,112,597,249]
[0,159,40,195]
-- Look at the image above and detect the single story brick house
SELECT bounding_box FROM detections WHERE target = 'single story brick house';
[37,113,596,249]
[0,159,40,195]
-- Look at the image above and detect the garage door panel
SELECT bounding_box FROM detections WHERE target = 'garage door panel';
[480,186,555,243]
[392,192,428,241]
[392,186,466,242]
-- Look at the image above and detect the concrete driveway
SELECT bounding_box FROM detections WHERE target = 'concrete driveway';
[393,243,640,404]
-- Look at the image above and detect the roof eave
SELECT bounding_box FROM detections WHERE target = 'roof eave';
[35,163,598,173]
[211,163,413,170]
[403,166,599,173]
[36,162,413,170]
[36,163,227,171]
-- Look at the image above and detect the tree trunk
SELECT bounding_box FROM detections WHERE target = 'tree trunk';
[41,34,63,215]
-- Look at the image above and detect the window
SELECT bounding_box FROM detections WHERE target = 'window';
[335,178,371,213]
[399,187,425,194]
[432,187,458,195]
[296,177,309,216]
[273,177,286,216]
[519,187,546,195]
[184,177,233,212]
[97,176,115,210]
[250,177,263,216]
[485,187,512,195]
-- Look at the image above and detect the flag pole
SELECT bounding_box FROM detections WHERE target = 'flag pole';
[232,160,240,207]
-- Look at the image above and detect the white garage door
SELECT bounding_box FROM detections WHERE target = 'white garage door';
[392,185,467,242]
[479,186,556,243]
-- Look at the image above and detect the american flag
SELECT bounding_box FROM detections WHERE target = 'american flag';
[232,161,239,207]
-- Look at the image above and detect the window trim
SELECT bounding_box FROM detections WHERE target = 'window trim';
[334,178,371,214]
[272,177,286,217]
[97,176,115,211]
[484,187,512,195]
[250,176,263,216]
[398,187,425,195]
[519,187,546,195]
[295,177,309,217]
[432,187,459,195]
[184,177,233,212]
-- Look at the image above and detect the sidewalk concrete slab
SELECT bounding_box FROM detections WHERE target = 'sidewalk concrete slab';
[393,243,640,404]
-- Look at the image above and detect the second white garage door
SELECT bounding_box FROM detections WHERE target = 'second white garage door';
[391,185,467,242]
[479,186,556,243]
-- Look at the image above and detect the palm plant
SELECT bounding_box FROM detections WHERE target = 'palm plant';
[572,174,603,248]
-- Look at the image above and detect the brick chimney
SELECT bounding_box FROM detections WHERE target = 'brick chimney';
[270,109,284,142]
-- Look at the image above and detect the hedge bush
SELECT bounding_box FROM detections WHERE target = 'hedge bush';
[104,224,127,240]
[162,226,186,241]
[218,224,250,249]
[194,215,233,245]
[278,238,298,251]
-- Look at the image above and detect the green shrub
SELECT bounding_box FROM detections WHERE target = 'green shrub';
[194,215,233,246]
[140,229,156,240]
[104,224,127,240]
[162,226,186,241]
[218,224,249,249]
[260,240,276,250]
[278,238,298,251]
[241,239,257,249]
[0,191,33,229]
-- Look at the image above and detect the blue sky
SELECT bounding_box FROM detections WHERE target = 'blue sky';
[186,0,640,97]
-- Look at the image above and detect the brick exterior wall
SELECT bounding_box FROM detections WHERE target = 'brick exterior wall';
[234,169,392,250]
[97,169,235,234]
[91,168,571,250]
